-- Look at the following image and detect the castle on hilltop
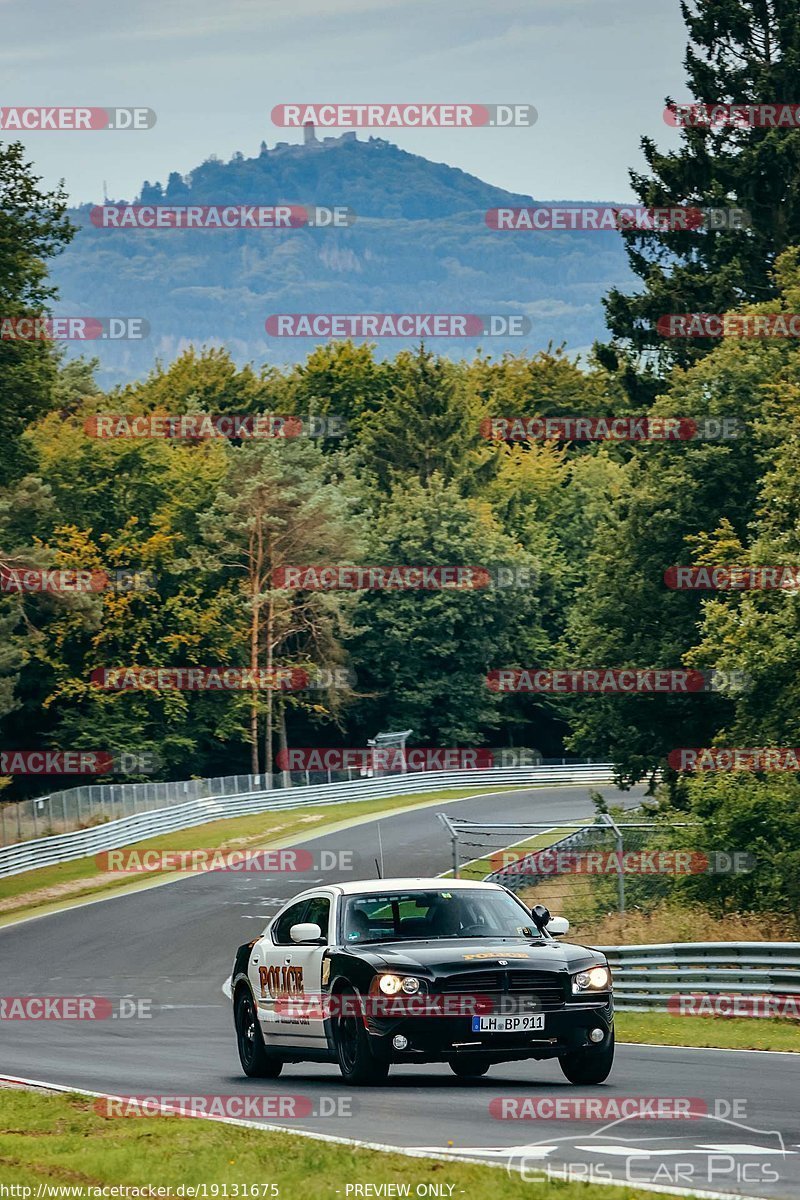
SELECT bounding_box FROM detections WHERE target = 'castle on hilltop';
[260,123,389,156]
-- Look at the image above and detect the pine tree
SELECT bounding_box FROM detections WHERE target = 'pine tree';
[0,141,75,481]
[597,0,800,401]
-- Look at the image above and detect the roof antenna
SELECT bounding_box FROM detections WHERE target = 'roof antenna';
[376,823,385,878]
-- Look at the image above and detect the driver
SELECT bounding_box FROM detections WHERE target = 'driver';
[426,897,463,937]
[345,907,372,941]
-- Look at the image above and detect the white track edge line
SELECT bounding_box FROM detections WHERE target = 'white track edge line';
[618,1041,799,1056]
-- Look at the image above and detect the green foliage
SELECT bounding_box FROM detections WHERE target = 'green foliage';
[0,141,75,481]
[348,473,543,743]
[599,0,800,395]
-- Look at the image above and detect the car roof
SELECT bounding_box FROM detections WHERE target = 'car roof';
[332,877,504,895]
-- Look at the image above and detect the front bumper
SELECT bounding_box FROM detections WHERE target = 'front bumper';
[365,997,614,1063]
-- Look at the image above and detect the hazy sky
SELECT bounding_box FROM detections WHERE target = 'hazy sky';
[2,0,688,205]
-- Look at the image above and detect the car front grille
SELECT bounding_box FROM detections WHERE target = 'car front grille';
[438,969,567,1010]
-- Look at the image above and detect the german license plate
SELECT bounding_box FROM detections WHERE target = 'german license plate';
[471,1014,544,1033]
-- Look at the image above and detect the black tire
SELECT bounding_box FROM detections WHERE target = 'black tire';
[333,986,390,1085]
[449,1057,491,1078]
[235,990,283,1078]
[559,1030,615,1085]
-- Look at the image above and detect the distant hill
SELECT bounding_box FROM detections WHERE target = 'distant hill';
[51,133,634,383]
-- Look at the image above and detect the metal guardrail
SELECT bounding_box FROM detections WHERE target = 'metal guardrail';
[0,755,603,845]
[0,763,615,879]
[597,941,800,1012]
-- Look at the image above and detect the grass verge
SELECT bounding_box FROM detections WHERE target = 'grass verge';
[0,1086,658,1199]
[0,786,526,927]
[616,1011,800,1052]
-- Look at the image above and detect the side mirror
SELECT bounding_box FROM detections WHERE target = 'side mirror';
[290,922,324,944]
[547,916,570,936]
[529,904,551,931]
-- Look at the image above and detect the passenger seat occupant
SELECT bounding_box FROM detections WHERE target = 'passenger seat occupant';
[345,908,371,941]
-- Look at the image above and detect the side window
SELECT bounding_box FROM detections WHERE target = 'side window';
[303,896,331,942]
[272,900,309,946]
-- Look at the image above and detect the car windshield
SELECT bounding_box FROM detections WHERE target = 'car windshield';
[341,888,542,943]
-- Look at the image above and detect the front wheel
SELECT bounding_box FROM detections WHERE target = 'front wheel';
[235,991,283,1078]
[559,1030,614,1085]
[449,1056,491,1078]
[333,987,390,1086]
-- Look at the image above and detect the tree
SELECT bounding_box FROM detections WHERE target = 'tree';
[0,141,75,481]
[287,341,389,436]
[348,474,544,745]
[199,441,362,775]
[597,0,800,399]
[564,296,798,786]
[359,345,493,494]
[139,180,163,204]
[164,171,191,201]
[682,251,800,745]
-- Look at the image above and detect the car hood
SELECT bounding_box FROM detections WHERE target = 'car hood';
[344,937,605,975]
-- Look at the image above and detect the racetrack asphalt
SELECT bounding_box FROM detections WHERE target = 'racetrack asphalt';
[1,783,798,1198]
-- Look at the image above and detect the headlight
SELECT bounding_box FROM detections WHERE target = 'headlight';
[378,974,421,995]
[572,966,610,993]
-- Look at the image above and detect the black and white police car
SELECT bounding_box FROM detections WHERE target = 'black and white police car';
[230,877,613,1085]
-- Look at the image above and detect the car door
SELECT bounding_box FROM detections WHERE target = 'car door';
[252,893,332,1048]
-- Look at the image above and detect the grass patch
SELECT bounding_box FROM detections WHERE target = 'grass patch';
[572,902,800,946]
[616,1010,800,1052]
[0,786,525,926]
[0,1086,658,1199]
